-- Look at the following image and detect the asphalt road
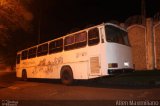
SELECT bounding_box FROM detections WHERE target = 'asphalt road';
[0,72,160,106]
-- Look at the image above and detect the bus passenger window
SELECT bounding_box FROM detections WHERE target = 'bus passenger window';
[75,31,87,48]
[49,39,63,54]
[64,35,75,50]
[16,54,20,64]
[49,41,56,53]
[28,47,37,58]
[21,50,28,60]
[88,28,100,46]
[37,44,48,56]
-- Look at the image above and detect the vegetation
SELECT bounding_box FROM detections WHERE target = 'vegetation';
[0,0,33,67]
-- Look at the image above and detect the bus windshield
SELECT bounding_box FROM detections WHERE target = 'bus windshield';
[105,25,130,46]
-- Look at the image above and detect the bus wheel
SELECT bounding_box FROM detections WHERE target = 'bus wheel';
[61,66,73,85]
[22,70,27,81]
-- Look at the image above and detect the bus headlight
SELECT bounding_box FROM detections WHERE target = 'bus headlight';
[124,62,129,67]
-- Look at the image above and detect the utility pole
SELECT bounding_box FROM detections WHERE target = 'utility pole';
[38,14,41,44]
[141,0,146,25]
[38,1,41,44]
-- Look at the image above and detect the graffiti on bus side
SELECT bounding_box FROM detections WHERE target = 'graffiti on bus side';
[38,57,63,66]
[76,52,87,58]
[22,61,35,65]
[32,56,63,75]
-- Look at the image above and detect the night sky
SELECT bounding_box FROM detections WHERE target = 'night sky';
[31,0,160,43]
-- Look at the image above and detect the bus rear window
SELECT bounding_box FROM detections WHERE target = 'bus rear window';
[16,54,20,64]
[21,50,28,60]
[105,25,130,46]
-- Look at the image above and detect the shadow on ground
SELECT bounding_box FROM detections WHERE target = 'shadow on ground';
[0,71,160,89]
[0,71,17,88]
[26,77,160,89]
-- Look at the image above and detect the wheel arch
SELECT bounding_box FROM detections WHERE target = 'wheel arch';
[60,65,74,85]
[60,65,74,78]
[22,69,27,77]
[21,69,28,81]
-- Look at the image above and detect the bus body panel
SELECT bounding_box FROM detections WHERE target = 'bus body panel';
[106,43,133,70]
[17,48,90,79]
[61,47,89,79]
[16,23,133,81]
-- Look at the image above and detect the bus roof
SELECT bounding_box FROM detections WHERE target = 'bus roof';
[17,22,126,53]
[105,23,127,32]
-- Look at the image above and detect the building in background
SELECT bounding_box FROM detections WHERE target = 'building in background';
[127,16,160,70]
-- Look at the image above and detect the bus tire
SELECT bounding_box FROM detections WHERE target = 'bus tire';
[22,70,27,81]
[61,66,73,85]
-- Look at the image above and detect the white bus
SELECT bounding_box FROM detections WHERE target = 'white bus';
[16,23,133,85]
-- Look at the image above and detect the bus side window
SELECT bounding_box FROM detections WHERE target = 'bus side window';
[28,47,37,59]
[21,50,28,60]
[88,28,100,46]
[37,43,48,56]
[16,54,20,64]
[49,39,63,54]
[64,35,75,50]
[75,31,87,48]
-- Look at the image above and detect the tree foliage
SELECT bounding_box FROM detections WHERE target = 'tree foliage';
[0,0,33,31]
[125,15,143,27]
[0,0,33,67]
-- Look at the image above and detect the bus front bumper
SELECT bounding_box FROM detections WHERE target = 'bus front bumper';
[108,68,134,75]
